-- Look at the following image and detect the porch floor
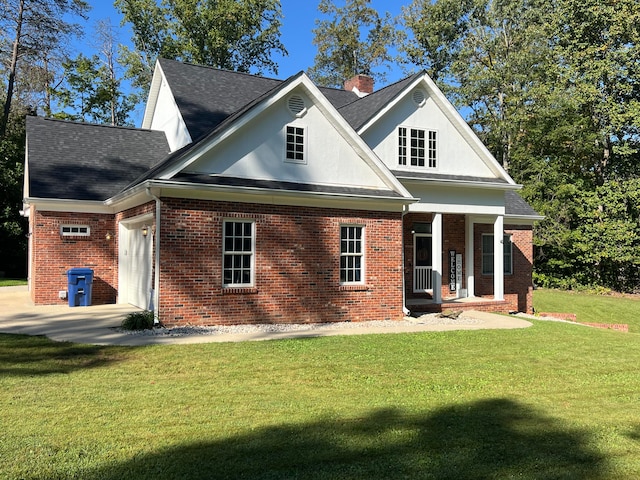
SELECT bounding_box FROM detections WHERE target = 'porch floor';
[406,296,512,315]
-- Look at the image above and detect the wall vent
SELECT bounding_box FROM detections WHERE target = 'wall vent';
[287,95,306,116]
[412,89,426,106]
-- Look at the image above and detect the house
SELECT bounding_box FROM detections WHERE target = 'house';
[22,59,542,326]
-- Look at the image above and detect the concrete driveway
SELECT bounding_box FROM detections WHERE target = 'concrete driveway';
[0,286,532,346]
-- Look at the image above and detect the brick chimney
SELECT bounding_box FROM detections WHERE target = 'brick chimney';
[343,74,374,97]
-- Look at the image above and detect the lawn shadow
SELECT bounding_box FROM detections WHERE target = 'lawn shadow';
[0,334,120,376]
[78,398,606,480]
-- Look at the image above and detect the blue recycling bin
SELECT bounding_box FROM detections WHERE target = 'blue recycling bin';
[67,268,94,307]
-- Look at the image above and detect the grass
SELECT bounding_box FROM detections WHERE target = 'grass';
[1,291,640,478]
[533,288,640,332]
[0,278,27,287]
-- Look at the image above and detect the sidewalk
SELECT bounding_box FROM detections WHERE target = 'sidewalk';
[0,286,532,346]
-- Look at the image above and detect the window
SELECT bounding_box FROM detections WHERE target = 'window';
[482,234,513,275]
[398,127,437,168]
[60,225,90,236]
[223,220,255,287]
[340,226,364,283]
[285,125,305,163]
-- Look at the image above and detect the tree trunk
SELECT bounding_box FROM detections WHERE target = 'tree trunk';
[1,0,25,138]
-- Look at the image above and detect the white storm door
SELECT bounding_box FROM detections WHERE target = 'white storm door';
[128,227,153,309]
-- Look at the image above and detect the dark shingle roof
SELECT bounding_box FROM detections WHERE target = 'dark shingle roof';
[339,73,423,130]
[26,116,170,201]
[170,173,404,198]
[158,59,283,141]
[391,170,510,185]
[158,59,364,141]
[505,190,540,217]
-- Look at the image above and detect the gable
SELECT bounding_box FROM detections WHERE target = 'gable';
[183,86,393,191]
[358,76,512,183]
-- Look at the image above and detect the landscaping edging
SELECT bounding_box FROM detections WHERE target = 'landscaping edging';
[538,312,628,332]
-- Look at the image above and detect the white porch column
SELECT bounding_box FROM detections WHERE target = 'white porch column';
[432,213,443,303]
[465,216,475,298]
[493,215,504,301]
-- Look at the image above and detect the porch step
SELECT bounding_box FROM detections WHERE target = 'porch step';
[410,299,512,315]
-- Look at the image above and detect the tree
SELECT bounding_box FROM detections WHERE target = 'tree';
[309,0,396,88]
[114,0,287,91]
[0,0,89,136]
[400,0,553,173]
[52,20,137,126]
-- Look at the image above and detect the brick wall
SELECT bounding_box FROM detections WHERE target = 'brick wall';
[30,209,117,305]
[474,224,533,313]
[157,198,404,326]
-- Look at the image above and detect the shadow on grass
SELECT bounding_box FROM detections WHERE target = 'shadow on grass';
[0,334,118,376]
[80,399,605,480]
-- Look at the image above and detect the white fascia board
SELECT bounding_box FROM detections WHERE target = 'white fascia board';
[141,61,164,129]
[409,202,506,215]
[505,214,545,225]
[358,73,515,185]
[298,76,415,199]
[24,197,113,214]
[398,176,522,191]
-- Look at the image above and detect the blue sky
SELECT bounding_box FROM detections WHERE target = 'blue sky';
[80,0,406,81]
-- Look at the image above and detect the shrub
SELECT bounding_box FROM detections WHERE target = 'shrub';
[121,310,155,331]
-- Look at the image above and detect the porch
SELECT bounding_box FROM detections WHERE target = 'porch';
[405,296,515,315]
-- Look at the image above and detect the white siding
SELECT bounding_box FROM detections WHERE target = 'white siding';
[149,79,192,152]
[363,93,498,179]
[186,91,390,190]
[406,184,506,215]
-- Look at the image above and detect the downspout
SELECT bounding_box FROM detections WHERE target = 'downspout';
[402,206,410,316]
[146,187,161,324]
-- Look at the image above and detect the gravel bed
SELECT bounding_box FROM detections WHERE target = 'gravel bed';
[118,313,482,337]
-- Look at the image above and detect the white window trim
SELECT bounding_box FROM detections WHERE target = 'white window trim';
[481,233,513,275]
[397,126,438,170]
[222,219,256,288]
[284,124,307,165]
[340,225,365,285]
[60,224,90,237]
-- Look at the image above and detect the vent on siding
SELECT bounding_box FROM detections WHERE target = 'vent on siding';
[287,95,306,116]
[412,89,426,106]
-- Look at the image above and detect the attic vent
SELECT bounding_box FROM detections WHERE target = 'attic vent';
[412,89,426,106]
[287,95,306,116]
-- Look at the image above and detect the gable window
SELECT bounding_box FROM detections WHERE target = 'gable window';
[223,220,255,287]
[60,225,90,237]
[398,127,437,168]
[340,225,364,284]
[285,125,305,163]
[482,234,513,275]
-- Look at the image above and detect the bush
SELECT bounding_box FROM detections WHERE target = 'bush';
[121,310,155,331]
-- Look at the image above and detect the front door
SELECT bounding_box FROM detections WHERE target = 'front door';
[118,219,153,309]
[414,234,432,292]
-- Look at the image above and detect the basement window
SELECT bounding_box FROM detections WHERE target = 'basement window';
[60,225,90,237]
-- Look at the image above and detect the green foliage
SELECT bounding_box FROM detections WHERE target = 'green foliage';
[115,0,287,91]
[309,0,397,88]
[0,113,27,277]
[120,310,155,330]
[400,0,640,292]
[52,53,136,125]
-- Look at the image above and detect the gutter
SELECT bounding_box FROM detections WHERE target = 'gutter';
[146,187,161,324]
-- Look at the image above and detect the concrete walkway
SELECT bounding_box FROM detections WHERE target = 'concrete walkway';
[0,286,532,346]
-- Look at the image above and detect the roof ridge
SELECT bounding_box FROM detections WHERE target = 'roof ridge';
[158,57,283,83]
[337,71,425,110]
[32,116,157,133]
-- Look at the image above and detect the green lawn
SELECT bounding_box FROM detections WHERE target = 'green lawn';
[2,292,640,478]
[0,278,27,287]
[533,288,640,332]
